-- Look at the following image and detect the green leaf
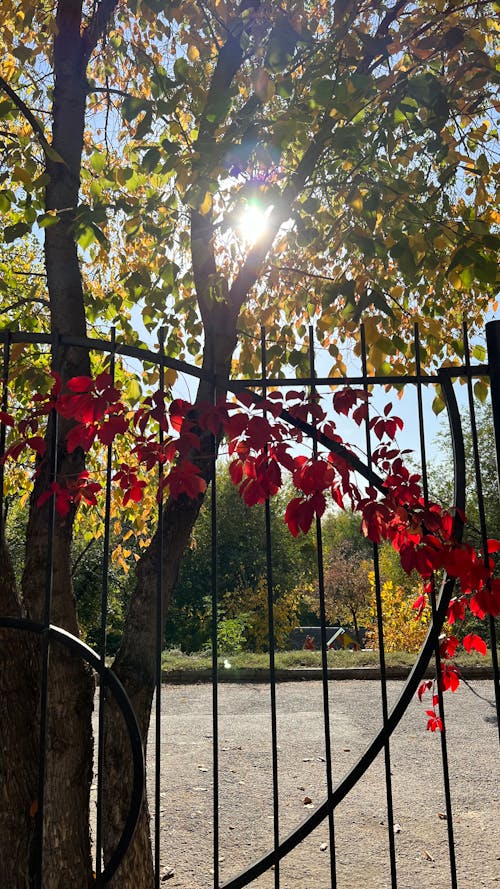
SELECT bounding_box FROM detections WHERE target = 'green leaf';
[174,58,190,83]
[4,222,31,243]
[125,378,142,403]
[142,147,161,173]
[45,145,66,164]
[0,100,14,119]
[134,111,153,140]
[390,241,417,278]
[13,45,33,63]
[37,213,60,229]
[474,255,498,285]
[310,78,334,107]
[205,92,232,126]
[472,344,486,362]
[474,379,489,403]
[0,192,12,212]
[432,393,445,415]
[90,152,107,173]
[121,96,149,122]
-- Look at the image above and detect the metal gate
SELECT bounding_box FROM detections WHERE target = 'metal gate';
[0,320,499,888]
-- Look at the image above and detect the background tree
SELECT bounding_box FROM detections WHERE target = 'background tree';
[168,467,315,650]
[0,1,499,886]
[322,539,372,644]
[366,574,431,653]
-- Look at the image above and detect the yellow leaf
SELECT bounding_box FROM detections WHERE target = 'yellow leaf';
[187,45,200,62]
[164,368,178,388]
[199,191,212,215]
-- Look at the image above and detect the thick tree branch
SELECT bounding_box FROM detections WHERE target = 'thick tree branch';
[191,16,249,327]
[82,0,121,61]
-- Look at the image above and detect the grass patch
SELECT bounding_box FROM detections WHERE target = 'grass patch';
[161,648,496,674]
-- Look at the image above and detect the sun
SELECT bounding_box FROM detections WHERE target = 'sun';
[237,201,269,246]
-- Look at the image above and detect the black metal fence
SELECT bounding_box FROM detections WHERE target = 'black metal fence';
[1,320,499,888]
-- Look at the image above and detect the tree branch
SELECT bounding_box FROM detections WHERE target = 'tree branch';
[82,0,121,62]
[71,537,96,577]
[191,17,249,325]
[0,76,52,160]
[0,297,50,314]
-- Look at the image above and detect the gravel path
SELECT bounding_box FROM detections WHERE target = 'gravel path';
[102,679,500,888]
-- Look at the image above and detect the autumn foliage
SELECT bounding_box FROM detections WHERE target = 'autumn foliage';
[2,373,498,730]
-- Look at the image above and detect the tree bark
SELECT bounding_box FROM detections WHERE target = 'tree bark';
[0,1,120,884]
[104,429,218,887]
[22,444,95,889]
[0,535,38,888]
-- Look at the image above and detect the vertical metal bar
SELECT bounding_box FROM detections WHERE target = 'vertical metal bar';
[360,323,397,889]
[155,328,166,887]
[35,337,60,889]
[261,326,280,889]
[414,323,458,888]
[465,323,499,742]
[0,331,11,540]
[308,326,337,888]
[485,321,500,741]
[211,357,220,889]
[96,329,116,878]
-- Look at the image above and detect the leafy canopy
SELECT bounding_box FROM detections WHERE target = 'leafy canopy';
[0,0,499,375]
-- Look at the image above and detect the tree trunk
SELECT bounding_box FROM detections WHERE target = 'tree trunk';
[350,607,361,646]
[21,441,95,889]
[103,309,237,887]
[0,535,38,888]
[104,493,208,886]
[0,1,120,883]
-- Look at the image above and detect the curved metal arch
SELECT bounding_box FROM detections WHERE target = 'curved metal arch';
[220,372,466,889]
[0,618,144,885]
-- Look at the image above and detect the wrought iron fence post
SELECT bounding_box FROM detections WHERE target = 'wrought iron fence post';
[486,321,500,502]
[485,320,500,741]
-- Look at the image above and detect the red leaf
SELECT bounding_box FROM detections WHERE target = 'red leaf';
[352,402,368,425]
[439,635,459,659]
[418,679,433,701]
[245,415,274,450]
[284,497,315,537]
[26,436,46,457]
[0,411,14,427]
[333,388,367,416]
[487,538,500,553]
[66,424,97,453]
[462,633,487,656]
[440,663,460,693]
[229,459,243,486]
[426,710,443,732]
[412,593,427,619]
[446,596,467,625]
[3,440,26,462]
[169,398,193,432]
[66,376,93,393]
[97,414,129,446]
[166,461,207,500]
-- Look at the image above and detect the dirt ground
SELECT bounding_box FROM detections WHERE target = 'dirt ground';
[100,678,500,889]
